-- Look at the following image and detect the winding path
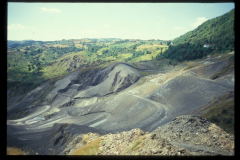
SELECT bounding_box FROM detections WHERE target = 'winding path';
[126,92,168,131]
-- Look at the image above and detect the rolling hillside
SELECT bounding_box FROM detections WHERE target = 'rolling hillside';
[164,9,234,61]
[7,38,169,97]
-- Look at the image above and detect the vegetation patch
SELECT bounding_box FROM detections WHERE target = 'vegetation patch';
[130,139,143,151]
[202,99,234,135]
[7,147,28,155]
[120,138,143,155]
[50,44,69,48]
[7,81,44,97]
[138,70,155,76]
[136,44,168,51]
[8,110,30,120]
[165,9,234,62]
[211,53,234,62]
[210,56,234,79]
[133,77,147,89]
[17,93,26,102]
[71,138,101,155]
[131,62,141,69]
[183,62,198,70]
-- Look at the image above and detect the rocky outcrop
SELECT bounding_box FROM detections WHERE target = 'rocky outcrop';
[153,115,234,155]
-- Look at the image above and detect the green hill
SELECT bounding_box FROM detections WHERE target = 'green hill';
[163,9,234,62]
[7,38,167,96]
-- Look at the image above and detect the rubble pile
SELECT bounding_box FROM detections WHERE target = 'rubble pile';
[153,115,235,155]
[62,115,234,156]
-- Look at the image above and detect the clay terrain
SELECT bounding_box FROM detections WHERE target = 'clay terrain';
[7,52,234,156]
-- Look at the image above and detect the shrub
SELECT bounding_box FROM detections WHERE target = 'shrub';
[209,115,219,123]
[223,116,233,124]
[7,147,27,155]
[229,55,234,63]
[221,108,228,115]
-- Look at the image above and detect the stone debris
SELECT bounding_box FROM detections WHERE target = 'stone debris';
[62,115,234,156]
[153,115,234,155]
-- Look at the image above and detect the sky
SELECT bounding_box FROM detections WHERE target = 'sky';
[7,2,235,41]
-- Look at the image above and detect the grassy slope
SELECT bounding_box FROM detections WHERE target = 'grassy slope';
[7,146,28,155]
[7,51,31,67]
[42,51,89,79]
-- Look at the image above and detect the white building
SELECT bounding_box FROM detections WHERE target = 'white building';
[203,44,212,48]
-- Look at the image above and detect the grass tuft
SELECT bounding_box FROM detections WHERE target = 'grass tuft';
[71,137,101,155]
[121,138,143,155]
[183,62,198,71]
[210,63,234,79]
[7,147,28,155]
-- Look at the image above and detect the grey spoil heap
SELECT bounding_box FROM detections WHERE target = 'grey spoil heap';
[7,57,234,155]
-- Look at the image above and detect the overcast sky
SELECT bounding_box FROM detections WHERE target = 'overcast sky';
[7,2,235,41]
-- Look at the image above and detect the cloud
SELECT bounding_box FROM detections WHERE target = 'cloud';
[104,24,110,28]
[41,7,62,13]
[8,24,34,30]
[190,17,208,28]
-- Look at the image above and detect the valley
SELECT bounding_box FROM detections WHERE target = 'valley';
[7,8,234,156]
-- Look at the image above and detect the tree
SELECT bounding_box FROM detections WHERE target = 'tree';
[167,41,171,46]
[146,50,151,54]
